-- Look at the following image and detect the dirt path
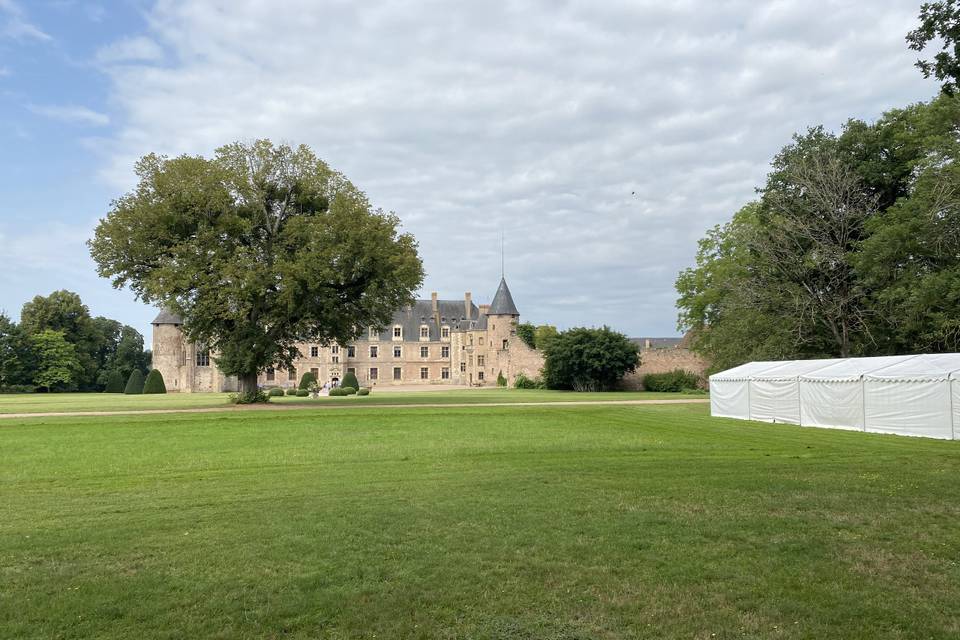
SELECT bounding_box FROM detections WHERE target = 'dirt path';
[0,398,709,420]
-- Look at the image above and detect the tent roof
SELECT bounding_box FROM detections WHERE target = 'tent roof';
[709,361,782,381]
[799,355,918,381]
[865,353,960,381]
[751,358,846,380]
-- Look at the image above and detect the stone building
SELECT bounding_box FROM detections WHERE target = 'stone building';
[151,277,545,392]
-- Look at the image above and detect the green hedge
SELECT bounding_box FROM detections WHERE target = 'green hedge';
[340,371,359,391]
[295,389,309,397]
[104,370,126,393]
[143,369,166,394]
[286,388,299,396]
[329,388,348,397]
[298,371,317,390]
[642,369,702,392]
[267,387,285,397]
[340,386,357,395]
[124,369,145,395]
[357,388,370,396]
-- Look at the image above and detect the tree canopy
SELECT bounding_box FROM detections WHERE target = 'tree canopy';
[542,326,639,391]
[89,140,424,398]
[907,0,960,94]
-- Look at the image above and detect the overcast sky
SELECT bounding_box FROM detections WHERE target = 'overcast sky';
[0,0,939,341]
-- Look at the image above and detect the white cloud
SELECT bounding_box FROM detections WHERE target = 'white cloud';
[0,0,51,41]
[95,35,163,65]
[30,104,110,126]
[93,0,937,335]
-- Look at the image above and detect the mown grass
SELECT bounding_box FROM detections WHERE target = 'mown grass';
[2,404,959,639]
[0,388,704,414]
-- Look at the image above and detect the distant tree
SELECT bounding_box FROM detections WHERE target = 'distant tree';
[142,369,167,394]
[21,291,98,389]
[124,369,145,395]
[340,370,359,390]
[496,370,507,387]
[533,325,559,351]
[104,370,126,393]
[907,0,960,94]
[542,327,639,391]
[90,140,423,402]
[31,330,81,392]
[299,371,317,390]
[0,313,35,389]
[516,323,536,349]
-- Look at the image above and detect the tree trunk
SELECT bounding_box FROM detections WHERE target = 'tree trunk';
[238,372,259,396]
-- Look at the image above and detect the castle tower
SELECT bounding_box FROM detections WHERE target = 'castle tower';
[151,309,186,392]
[485,277,520,383]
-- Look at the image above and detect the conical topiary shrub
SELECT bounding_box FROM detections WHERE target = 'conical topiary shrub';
[124,369,145,395]
[299,371,317,390]
[340,371,359,390]
[104,370,126,393]
[143,369,167,394]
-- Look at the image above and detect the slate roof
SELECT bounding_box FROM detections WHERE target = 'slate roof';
[152,308,182,324]
[488,278,519,316]
[370,299,484,341]
[631,337,683,350]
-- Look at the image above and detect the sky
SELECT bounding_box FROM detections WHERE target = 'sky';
[0,0,940,342]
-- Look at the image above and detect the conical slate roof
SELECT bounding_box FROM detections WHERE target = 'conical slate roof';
[488,278,519,316]
[151,308,182,324]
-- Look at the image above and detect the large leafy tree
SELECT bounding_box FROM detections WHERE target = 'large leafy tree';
[89,140,423,397]
[542,326,639,391]
[0,313,35,389]
[31,330,81,392]
[907,0,960,94]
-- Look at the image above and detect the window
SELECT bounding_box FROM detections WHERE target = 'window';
[468,355,473,365]
[288,368,297,381]
[393,326,402,339]
[393,367,402,380]
[420,367,429,380]
[479,337,485,346]
[332,356,339,364]
[196,348,210,367]
[478,371,485,381]
[441,326,450,339]
[370,367,378,380]
[469,335,473,346]
[266,367,275,381]
[420,325,429,339]
[310,346,319,357]
[420,346,429,358]
[460,362,466,372]
[369,327,379,340]
[441,346,449,358]
[393,345,402,358]
[347,346,355,358]
[370,345,378,358]
[332,345,339,354]
[441,367,450,380]
[347,367,356,375]
[310,367,319,378]
[502,339,508,350]
[477,355,485,366]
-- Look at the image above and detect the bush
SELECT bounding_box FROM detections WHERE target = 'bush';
[357,387,370,396]
[295,389,309,397]
[104,370,126,393]
[229,388,270,404]
[286,388,299,396]
[340,371,359,391]
[143,369,167,394]
[497,370,507,387]
[542,326,639,391]
[124,369,145,395]
[329,387,348,396]
[642,369,702,392]
[513,372,543,389]
[340,386,357,395]
[268,387,285,397]
[299,371,317,390]
[516,323,537,349]
[0,385,34,394]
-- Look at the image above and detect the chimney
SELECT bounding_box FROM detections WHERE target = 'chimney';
[431,291,438,318]
[479,304,490,316]
[464,292,472,319]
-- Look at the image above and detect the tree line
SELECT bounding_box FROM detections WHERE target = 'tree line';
[0,290,151,392]
[677,2,960,371]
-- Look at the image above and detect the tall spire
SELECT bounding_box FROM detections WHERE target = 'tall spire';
[488,277,519,316]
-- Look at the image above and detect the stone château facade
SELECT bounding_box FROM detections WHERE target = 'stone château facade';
[151,278,545,392]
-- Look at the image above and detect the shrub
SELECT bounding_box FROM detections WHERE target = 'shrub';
[143,369,167,394]
[0,384,34,394]
[340,386,357,395]
[542,326,639,391]
[642,369,702,392]
[513,372,543,389]
[298,371,317,390]
[497,370,507,387]
[268,387,285,397]
[340,371,359,391]
[104,370,126,393]
[229,388,270,404]
[124,369,145,395]
[329,387,348,396]
[357,387,370,396]
[286,388,299,396]
[295,389,309,397]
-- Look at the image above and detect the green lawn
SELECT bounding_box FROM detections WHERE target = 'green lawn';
[2,404,959,639]
[0,388,705,414]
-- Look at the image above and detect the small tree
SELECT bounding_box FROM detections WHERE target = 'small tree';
[143,369,167,394]
[124,369,145,395]
[340,370,359,390]
[31,329,80,392]
[496,370,507,387]
[104,370,126,393]
[299,371,317,390]
[516,323,536,349]
[542,327,639,391]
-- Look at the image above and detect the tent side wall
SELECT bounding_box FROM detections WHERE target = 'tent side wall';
[863,379,954,440]
[798,379,864,431]
[749,379,801,424]
[709,378,750,419]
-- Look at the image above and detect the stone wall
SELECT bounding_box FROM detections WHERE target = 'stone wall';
[620,348,708,390]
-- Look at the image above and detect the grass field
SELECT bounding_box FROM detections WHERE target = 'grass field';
[0,388,705,414]
[2,403,959,639]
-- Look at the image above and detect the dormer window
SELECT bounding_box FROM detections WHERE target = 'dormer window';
[393,325,403,339]
[369,327,379,340]
[420,325,429,339]
[441,326,450,339]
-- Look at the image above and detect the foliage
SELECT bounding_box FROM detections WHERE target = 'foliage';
[124,369,145,395]
[295,389,310,397]
[340,371,359,391]
[642,369,702,392]
[907,0,960,94]
[533,325,559,351]
[516,322,536,349]
[89,140,424,400]
[357,387,370,396]
[267,387,285,397]
[230,389,270,404]
[328,387,348,396]
[30,330,81,392]
[286,388,299,396]
[512,372,543,389]
[104,370,126,393]
[143,369,167,394]
[496,370,507,387]
[340,386,357,395]
[542,326,639,391]
[299,371,317,390]
[0,313,35,390]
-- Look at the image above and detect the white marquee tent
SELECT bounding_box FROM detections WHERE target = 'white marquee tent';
[710,354,960,440]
